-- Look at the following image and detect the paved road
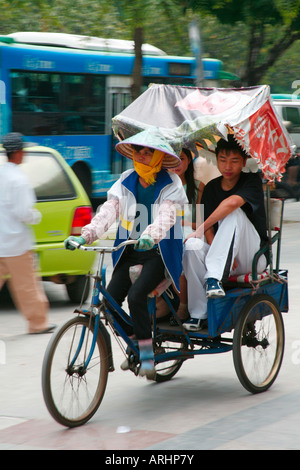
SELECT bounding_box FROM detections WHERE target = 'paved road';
[0,202,300,450]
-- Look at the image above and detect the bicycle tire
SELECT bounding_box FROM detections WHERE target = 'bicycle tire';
[42,315,109,427]
[233,294,285,394]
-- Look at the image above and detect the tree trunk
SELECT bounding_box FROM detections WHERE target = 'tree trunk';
[243,22,265,86]
[131,26,143,102]
[242,23,300,86]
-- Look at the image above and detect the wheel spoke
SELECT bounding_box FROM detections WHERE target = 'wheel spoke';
[154,338,185,382]
[233,294,284,394]
[42,316,109,427]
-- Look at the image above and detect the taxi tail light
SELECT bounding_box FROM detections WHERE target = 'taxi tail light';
[70,206,92,236]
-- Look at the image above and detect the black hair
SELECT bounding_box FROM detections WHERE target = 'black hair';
[182,148,197,205]
[131,144,154,153]
[215,134,248,161]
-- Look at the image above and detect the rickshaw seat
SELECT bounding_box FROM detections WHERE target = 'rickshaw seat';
[226,197,284,286]
[129,264,172,297]
[128,199,284,290]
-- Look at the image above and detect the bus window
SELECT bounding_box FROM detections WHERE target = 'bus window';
[110,90,132,175]
[282,106,300,132]
[12,71,60,112]
[11,71,106,135]
[143,76,195,90]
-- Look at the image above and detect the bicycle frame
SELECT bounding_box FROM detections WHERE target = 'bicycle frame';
[70,240,139,371]
[69,239,236,374]
[41,240,287,431]
[69,237,287,372]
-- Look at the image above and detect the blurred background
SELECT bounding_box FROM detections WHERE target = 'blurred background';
[1,0,299,92]
[1,3,300,448]
[1,0,300,206]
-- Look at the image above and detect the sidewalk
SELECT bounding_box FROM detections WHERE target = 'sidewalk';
[283,200,300,222]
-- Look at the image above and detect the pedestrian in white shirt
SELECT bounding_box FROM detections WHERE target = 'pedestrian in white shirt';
[0,133,55,334]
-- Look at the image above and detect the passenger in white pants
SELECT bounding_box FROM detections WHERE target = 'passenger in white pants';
[183,210,267,328]
[182,135,268,331]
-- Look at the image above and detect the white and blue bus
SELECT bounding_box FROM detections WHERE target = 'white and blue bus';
[0,32,238,200]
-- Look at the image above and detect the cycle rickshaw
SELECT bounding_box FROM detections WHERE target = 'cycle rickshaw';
[42,85,292,428]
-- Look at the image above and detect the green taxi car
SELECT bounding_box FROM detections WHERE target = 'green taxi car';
[0,145,96,303]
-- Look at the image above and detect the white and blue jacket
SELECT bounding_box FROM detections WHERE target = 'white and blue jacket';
[108,169,188,292]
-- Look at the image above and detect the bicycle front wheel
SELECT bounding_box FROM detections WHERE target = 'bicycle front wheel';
[42,315,109,427]
[233,294,285,394]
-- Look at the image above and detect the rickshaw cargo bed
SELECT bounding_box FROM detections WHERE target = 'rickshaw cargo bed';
[208,272,288,337]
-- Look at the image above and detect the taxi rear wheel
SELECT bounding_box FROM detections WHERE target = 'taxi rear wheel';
[66,275,90,303]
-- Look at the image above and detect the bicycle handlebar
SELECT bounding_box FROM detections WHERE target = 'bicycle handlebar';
[68,238,138,253]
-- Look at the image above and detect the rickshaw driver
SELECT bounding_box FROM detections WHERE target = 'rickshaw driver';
[65,129,188,378]
[182,135,269,331]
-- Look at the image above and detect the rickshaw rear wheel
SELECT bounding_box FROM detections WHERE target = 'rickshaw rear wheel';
[233,294,285,394]
[154,338,186,383]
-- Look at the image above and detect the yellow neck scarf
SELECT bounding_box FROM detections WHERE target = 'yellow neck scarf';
[133,149,165,185]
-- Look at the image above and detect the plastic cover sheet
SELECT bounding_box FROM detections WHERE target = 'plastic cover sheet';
[112,84,293,180]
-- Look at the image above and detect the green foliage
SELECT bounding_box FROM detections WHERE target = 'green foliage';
[178,0,300,86]
[0,0,299,91]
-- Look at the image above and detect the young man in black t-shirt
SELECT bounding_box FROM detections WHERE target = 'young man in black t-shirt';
[182,135,268,331]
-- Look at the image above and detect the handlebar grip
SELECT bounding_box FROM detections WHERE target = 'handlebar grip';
[69,240,81,249]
